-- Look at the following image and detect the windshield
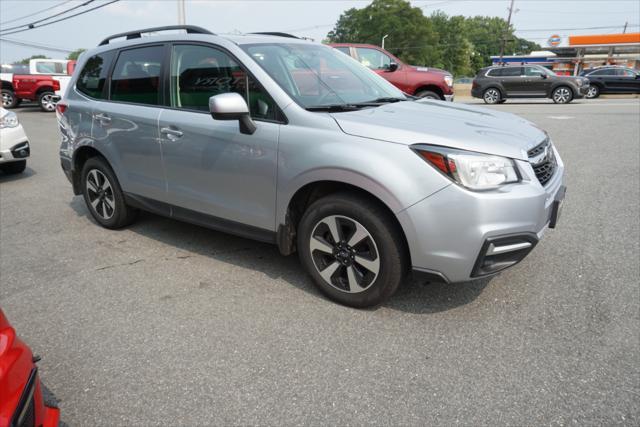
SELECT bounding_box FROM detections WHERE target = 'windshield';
[241,43,406,109]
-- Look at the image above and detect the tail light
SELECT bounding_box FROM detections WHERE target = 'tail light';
[56,102,68,115]
[53,79,60,91]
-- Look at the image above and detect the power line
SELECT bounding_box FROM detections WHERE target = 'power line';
[0,37,74,54]
[0,0,73,26]
[1,0,95,33]
[0,0,119,36]
[515,24,639,32]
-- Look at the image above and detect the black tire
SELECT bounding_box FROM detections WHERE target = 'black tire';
[483,87,502,104]
[38,91,56,112]
[552,86,573,104]
[81,157,137,229]
[586,85,600,99]
[297,192,407,308]
[415,90,441,100]
[0,160,26,174]
[1,89,18,109]
[497,99,507,104]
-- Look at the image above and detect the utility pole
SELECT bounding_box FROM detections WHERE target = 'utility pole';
[381,34,389,50]
[177,0,186,25]
[623,21,628,33]
[499,0,515,64]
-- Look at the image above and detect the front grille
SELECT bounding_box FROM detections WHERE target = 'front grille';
[528,138,557,186]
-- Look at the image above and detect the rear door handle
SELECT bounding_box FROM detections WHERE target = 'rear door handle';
[93,113,111,124]
[160,127,184,141]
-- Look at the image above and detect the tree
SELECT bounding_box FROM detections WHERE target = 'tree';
[67,48,87,61]
[327,0,440,67]
[18,54,49,65]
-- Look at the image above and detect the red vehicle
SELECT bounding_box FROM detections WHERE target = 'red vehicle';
[329,43,454,101]
[11,75,60,112]
[0,309,60,427]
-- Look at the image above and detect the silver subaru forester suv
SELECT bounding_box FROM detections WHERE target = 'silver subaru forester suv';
[57,26,565,308]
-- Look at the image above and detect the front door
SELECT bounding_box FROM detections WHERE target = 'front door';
[93,44,167,202]
[158,43,281,231]
[523,66,551,96]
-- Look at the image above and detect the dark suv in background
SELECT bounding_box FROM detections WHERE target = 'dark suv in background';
[580,66,640,98]
[472,65,589,104]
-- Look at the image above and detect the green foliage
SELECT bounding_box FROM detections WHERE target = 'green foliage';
[326,0,541,76]
[17,54,49,65]
[67,48,87,61]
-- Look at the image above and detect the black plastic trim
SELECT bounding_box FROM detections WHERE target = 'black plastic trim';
[123,192,276,244]
[99,25,214,46]
[9,367,37,427]
[412,267,450,284]
[471,233,538,278]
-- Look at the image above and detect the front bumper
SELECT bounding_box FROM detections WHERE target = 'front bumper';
[399,148,565,283]
[0,124,29,163]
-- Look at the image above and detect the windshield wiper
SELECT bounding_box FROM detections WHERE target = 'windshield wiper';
[305,104,365,112]
[365,97,407,104]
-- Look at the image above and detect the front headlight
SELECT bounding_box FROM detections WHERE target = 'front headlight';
[0,111,19,129]
[412,145,520,190]
[444,75,453,87]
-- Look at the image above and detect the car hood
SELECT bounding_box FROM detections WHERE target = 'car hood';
[331,100,546,160]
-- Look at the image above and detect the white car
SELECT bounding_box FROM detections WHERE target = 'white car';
[0,108,29,174]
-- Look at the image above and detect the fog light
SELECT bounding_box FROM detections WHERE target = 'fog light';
[472,234,538,277]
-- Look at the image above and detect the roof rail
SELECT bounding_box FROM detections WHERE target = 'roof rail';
[250,32,300,39]
[99,25,214,46]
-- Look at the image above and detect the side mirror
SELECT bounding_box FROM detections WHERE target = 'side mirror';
[209,92,256,135]
[541,74,548,79]
[387,62,398,72]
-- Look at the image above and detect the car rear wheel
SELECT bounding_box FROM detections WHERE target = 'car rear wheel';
[38,91,56,112]
[0,160,26,174]
[586,85,600,99]
[81,157,137,229]
[552,86,573,104]
[1,89,18,109]
[415,90,441,100]
[297,193,406,308]
[483,88,501,104]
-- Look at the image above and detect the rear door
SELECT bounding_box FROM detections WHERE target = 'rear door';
[93,44,168,203]
[158,43,281,231]
[491,67,523,96]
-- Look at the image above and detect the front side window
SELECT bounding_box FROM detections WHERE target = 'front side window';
[76,51,115,99]
[524,67,544,77]
[241,43,405,109]
[334,47,351,56]
[618,69,636,77]
[110,45,164,106]
[36,61,64,74]
[170,44,279,121]
[355,47,391,70]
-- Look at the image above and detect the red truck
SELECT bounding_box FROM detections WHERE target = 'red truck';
[329,43,454,101]
[11,74,60,112]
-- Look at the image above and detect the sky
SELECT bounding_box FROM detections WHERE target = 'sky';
[0,0,638,63]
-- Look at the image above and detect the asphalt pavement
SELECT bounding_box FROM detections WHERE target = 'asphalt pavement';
[1,98,638,426]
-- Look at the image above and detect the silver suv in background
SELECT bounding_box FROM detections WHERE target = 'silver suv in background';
[57,26,566,308]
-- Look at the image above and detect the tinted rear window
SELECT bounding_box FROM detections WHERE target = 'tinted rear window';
[76,51,115,99]
[110,45,164,106]
[489,67,521,77]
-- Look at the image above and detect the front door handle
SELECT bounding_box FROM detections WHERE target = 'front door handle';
[160,127,184,142]
[94,113,111,124]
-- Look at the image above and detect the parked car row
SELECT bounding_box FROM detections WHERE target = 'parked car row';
[1,59,76,112]
[471,64,639,104]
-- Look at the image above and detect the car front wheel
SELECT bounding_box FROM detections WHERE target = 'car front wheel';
[1,89,18,109]
[415,90,441,100]
[483,88,501,104]
[81,157,137,229]
[297,193,407,308]
[586,85,600,99]
[552,86,573,104]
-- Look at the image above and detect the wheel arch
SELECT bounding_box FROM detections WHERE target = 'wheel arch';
[414,84,444,99]
[277,179,410,267]
[70,145,110,195]
[1,80,14,91]
[548,83,576,97]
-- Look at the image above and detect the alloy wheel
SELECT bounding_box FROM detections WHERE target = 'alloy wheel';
[484,89,500,104]
[40,94,56,111]
[586,86,598,99]
[309,215,380,293]
[553,87,571,103]
[86,169,115,220]
[2,91,14,108]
